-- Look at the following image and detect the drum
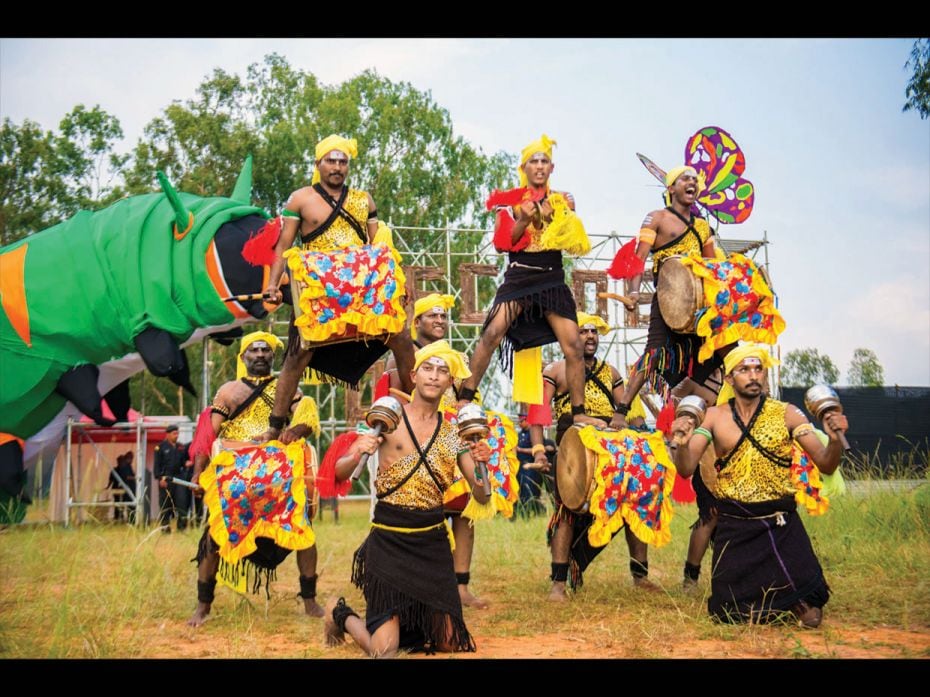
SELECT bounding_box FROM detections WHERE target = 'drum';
[210,439,318,520]
[555,425,598,513]
[556,425,676,548]
[656,255,704,332]
[288,244,404,351]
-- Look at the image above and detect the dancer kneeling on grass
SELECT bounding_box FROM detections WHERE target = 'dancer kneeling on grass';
[670,344,846,628]
[324,341,491,657]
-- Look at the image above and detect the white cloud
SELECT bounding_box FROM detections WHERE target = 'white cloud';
[777,276,930,386]
[851,279,930,338]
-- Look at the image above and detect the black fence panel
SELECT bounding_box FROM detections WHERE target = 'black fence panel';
[781,386,929,468]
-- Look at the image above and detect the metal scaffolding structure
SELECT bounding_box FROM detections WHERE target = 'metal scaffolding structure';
[60,418,189,527]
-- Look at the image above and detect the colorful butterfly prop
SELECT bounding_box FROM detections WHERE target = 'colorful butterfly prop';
[637,125,755,225]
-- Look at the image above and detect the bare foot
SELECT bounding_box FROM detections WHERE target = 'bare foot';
[681,576,700,595]
[792,601,823,629]
[187,603,211,627]
[303,597,325,618]
[323,598,346,646]
[459,586,489,609]
[632,576,661,592]
[548,582,569,602]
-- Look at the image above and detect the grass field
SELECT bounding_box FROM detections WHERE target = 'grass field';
[1,478,928,659]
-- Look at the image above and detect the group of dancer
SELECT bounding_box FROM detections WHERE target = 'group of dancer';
[185,132,849,656]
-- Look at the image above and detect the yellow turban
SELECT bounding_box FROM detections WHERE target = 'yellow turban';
[716,342,779,405]
[311,134,358,185]
[665,165,698,188]
[664,165,706,207]
[413,339,471,381]
[411,293,455,339]
[236,331,283,380]
[576,312,609,336]
[518,134,557,187]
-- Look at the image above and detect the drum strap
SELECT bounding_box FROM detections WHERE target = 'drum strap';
[227,378,277,423]
[301,184,368,245]
[715,395,763,471]
[376,410,444,499]
[653,207,703,254]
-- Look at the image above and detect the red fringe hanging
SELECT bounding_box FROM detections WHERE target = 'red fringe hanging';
[487,186,548,252]
[316,432,358,498]
[526,401,552,426]
[493,208,530,252]
[607,238,645,280]
[486,186,545,210]
[485,187,530,210]
[671,472,696,504]
[242,216,281,267]
[656,401,676,436]
[372,371,390,401]
[188,407,216,461]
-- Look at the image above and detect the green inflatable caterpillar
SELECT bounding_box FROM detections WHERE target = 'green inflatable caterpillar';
[0,158,275,521]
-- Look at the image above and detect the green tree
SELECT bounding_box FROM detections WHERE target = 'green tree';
[126,54,513,228]
[123,67,260,198]
[0,118,64,245]
[847,348,885,387]
[55,105,129,211]
[1,106,128,246]
[780,348,840,387]
[903,39,930,119]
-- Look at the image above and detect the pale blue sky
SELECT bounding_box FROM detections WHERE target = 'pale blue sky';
[2,38,928,385]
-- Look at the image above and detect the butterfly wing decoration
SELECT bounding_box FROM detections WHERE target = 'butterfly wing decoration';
[685,126,755,224]
[636,152,667,185]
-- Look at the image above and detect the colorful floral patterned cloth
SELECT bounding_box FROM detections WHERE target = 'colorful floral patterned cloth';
[578,426,677,548]
[681,252,785,362]
[200,440,315,564]
[442,407,521,520]
[790,445,829,516]
[285,243,407,344]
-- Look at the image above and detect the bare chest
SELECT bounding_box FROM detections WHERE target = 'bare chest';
[654,212,691,246]
[378,417,440,472]
[298,192,339,231]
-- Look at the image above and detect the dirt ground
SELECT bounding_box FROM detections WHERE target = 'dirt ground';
[104,603,930,659]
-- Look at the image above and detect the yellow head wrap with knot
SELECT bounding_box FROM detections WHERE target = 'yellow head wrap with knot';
[236,331,283,380]
[519,134,557,187]
[311,134,358,185]
[716,342,780,405]
[576,312,610,336]
[663,165,707,207]
[411,293,455,339]
[413,339,471,381]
